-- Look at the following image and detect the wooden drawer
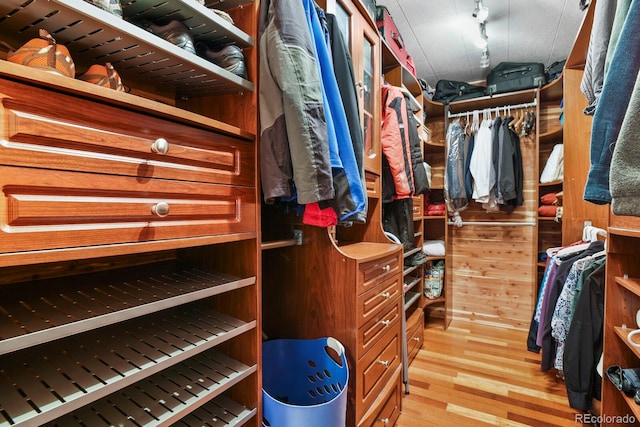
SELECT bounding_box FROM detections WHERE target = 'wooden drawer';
[0,79,254,186]
[358,253,402,295]
[356,326,401,420]
[412,195,423,219]
[358,370,401,427]
[0,166,255,253]
[358,275,402,327]
[407,310,424,364]
[358,295,401,357]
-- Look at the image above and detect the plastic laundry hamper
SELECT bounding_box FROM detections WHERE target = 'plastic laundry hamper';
[262,337,349,427]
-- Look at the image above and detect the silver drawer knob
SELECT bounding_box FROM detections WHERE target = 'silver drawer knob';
[380,320,391,327]
[412,337,420,341]
[377,359,390,368]
[379,418,390,425]
[152,202,170,217]
[151,137,170,154]
[382,265,391,273]
[379,292,391,299]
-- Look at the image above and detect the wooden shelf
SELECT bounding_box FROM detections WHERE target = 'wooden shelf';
[0,305,256,426]
[0,0,254,98]
[615,276,640,298]
[539,180,563,187]
[43,351,257,427]
[538,216,560,221]
[614,326,640,360]
[261,239,299,250]
[424,215,447,220]
[404,290,421,310]
[539,126,563,143]
[404,275,422,293]
[609,214,640,238]
[0,264,255,355]
[424,296,445,307]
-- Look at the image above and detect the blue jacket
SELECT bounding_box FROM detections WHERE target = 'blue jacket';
[303,0,366,221]
[584,0,640,204]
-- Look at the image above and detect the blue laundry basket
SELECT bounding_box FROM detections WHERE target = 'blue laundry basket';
[262,337,348,427]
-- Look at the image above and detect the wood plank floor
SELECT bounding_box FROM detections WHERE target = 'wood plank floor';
[396,320,584,426]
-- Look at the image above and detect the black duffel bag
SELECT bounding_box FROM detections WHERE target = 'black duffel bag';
[433,79,486,104]
[486,62,547,95]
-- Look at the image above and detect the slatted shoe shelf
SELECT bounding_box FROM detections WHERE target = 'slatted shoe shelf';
[0,0,255,97]
[0,262,257,426]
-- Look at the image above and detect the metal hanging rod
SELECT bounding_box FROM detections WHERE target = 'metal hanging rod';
[447,99,538,119]
[448,220,536,227]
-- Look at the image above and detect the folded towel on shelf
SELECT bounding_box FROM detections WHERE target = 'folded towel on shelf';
[538,205,558,217]
[423,240,446,256]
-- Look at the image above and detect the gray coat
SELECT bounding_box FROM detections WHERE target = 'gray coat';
[258,0,333,205]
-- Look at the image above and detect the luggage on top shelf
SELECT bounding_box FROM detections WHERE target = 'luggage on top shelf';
[432,79,486,104]
[376,6,415,76]
[486,62,547,95]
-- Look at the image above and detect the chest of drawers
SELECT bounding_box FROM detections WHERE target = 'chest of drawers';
[262,227,403,427]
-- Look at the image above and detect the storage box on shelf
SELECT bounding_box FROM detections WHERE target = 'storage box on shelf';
[0,0,260,425]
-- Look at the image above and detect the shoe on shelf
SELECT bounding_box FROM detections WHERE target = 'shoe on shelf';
[79,62,126,92]
[196,43,247,79]
[211,9,234,24]
[83,0,122,18]
[7,29,75,78]
[145,20,196,55]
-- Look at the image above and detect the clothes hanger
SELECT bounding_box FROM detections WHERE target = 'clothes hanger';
[556,224,606,257]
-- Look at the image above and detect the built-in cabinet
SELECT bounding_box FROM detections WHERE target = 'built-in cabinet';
[537,77,564,286]
[0,0,260,425]
[602,214,640,424]
[422,98,450,328]
[379,33,426,370]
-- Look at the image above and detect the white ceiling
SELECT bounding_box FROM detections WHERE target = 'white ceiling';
[374,0,587,85]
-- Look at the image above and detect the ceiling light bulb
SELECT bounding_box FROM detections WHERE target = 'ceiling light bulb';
[480,50,490,68]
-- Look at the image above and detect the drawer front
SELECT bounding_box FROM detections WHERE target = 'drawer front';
[407,313,424,364]
[0,166,255,253]
[357,297,401,357]
[357,326,401,420]
[0,80,254,186]
[358,275,402,326]
[358,254,401,295]
[358,372,401,427]
[412,195,423,219]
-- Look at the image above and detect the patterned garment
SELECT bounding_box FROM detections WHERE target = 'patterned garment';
[551,256,606,371]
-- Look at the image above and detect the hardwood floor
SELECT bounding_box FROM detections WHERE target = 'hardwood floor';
[396,320,586,426]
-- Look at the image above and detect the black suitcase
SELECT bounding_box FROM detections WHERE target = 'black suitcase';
[433,79,486,104]
[486,62,547,95]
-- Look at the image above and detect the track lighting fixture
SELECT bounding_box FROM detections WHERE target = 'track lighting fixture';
[474,22,488,49]
[472,0,489,23]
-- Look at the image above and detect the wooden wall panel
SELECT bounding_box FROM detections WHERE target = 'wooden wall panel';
[449,225,535,330]
[562,69,609,244]
[448,117,537,330]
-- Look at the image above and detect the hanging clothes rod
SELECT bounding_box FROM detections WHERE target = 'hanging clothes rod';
[447,99,538,119]
[447,220,536,227]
